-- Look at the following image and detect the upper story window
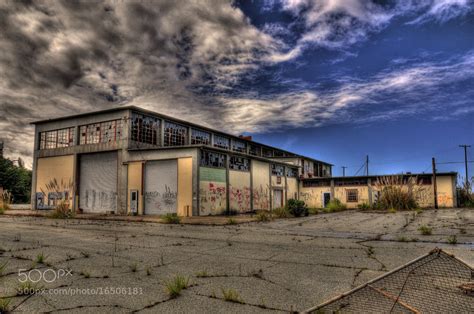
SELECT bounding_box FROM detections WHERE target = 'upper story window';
[231,139,246,153]
[80,119,123,145]
[273,150,286,157]
[214,135,230,149]
[262,148,273,158]
[229,156,250,171]
[164,121,187,146]
[131,113,160,145]
[201,151,226,168]
[39,127,75,150]
[271,164,284,176]
[191,128,210,145]
[286,168,298,178]
[249,144,261,156]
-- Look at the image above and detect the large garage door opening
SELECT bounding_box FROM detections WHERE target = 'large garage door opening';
[144,160,178,215]
[79,152,118,213]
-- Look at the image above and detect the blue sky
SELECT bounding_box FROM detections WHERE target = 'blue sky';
[0,0,473,179]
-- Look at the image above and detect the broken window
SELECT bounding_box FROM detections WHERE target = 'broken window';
[271,164,284,176]
[286,168,298,178]
[131,113,160,145]
[79,119,123,145]
[164,121,187,146]
[273,150,286,157]
[39,127,75,149]
[249,144,261,156]
[231,139,246,153]
[201,151,226,168]
[229,156,249,171]
[214,135,230,149]
[346,189,358,202]
[191,128,210,145]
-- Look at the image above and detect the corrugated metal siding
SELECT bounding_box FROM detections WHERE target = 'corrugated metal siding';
[79,152,118,213]
[144,160,178,215]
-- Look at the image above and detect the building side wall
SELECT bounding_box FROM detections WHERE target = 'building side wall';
[252,160,270,210]
[199,167,227,215]
[436,176,455,207]
[36,155,74,209]
[334,186,370,209]
[287,177,299,201]
[178,158,193,216]
[229,170,251,213]
[300,186,331,208]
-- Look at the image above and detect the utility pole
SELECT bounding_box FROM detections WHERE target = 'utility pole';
[342,166,347,177]
[432,157,438,209]
[459,145,471,187]
[366,155,369,176]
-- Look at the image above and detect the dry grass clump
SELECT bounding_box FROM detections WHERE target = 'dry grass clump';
[42,178,75,218]
[373,176,421,210]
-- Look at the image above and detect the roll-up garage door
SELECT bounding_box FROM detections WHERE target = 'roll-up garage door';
[144,160,178,215]
[79,152,118,213]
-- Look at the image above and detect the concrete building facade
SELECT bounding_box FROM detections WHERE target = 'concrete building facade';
[31,106,332,216]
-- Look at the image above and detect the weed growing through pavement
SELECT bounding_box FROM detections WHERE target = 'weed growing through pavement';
[222,288,243,303]
[165,275,189,298]
[418,225,432,235]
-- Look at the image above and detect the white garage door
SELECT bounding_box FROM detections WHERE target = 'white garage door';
[145,160,178,215]
[79,152,117,213]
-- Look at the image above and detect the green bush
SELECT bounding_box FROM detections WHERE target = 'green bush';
[308,208,320,215]
[373,176,419,210]
[0,297,11,313]
[325,199,346,212]
[272,207,292,218]
[286,199,308,217]
[227,218,237,225]
[162,213,181,224]
[357,203,371,210]
[447,235,457,245]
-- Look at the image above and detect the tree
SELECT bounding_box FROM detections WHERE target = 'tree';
[0,157,32,203]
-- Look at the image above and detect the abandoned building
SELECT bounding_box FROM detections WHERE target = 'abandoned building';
[31,106,457,216]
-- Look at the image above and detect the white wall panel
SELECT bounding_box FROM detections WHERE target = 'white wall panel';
[145,160,178,215]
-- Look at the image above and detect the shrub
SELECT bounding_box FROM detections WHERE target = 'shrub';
[373,176,420,210]
[1,190,12,211]
[308,208,320,215]
[325,199,346,212]
[447,235,457,245]
[418,225,432,235]
[165,275,189,298]
[0,298,11,312]
[222,288,243,303]
[255,211,270,222]
[286,199,308,217]
[42,178,75,218]
[272,207,292,218]
[227,218,237,225]
[457,179,474,207]
[162,213,181,224]
[357,203,371,210]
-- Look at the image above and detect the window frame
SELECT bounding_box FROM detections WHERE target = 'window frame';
[346,189,359,203]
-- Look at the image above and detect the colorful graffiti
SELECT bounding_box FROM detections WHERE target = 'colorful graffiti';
[253,184,269,210]
[229,185,251,212]
[200,182,227,215]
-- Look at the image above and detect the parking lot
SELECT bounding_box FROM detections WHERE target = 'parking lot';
[0,208,472,313]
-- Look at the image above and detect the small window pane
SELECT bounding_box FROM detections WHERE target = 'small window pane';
[191,129,210,145]
[271,164,284,176]
[231,139,246,153]
[201,151,226,168]
[229,156,249,171]
[164,121,187,146]
[214,135,230,149]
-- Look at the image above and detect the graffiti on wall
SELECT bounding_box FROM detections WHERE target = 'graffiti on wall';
[253,184,269,210]
[83,190,117,211]
[200,182,226,215]
[437,192,453,207]
[300,190,320,208]
[229,185,251,212]
[145,185,177,212]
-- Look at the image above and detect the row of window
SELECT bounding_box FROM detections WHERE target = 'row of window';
[39,127,75,149]
[303,177,433,188]
[200,151,298,175]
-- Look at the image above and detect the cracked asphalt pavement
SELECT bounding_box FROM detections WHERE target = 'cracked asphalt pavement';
[0,208,473,313]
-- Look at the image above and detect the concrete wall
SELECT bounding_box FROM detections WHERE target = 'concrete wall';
[229,170,251,213]
[287,177,298,201]
[178,158,193,216]
[199,167,227,215]
[36,155,74,209]
[436,176,456,208]
[252,160,270,210]
[300,186,331,208]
